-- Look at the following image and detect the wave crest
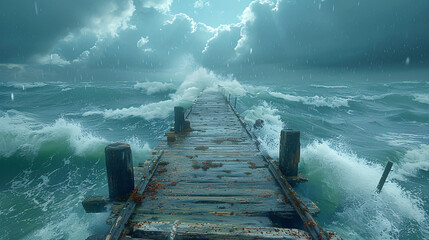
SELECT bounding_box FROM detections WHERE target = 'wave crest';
[396,144,429,179]
[134,81,175,95]
[269,91,350,108]
[413,94,429,104]
[0,110,107,158]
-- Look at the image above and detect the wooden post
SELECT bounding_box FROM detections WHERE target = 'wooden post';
[234,97,237,109]
[279,130,300,177]
[376,161,393,193]
[105,143,134,200]
[174,106,185,133]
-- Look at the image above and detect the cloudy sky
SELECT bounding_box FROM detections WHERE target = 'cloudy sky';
[1,0,428,81]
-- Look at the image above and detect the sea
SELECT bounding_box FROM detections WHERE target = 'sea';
[0,66,428,240]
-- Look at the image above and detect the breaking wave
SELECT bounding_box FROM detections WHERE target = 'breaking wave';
[300,140,428,239]
[243,102,284,157]
[84,68,246,120]
[0,110,107,158]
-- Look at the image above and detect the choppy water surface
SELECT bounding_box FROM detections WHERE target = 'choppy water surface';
[1,67,428,239]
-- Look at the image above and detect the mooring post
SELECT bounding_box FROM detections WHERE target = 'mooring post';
[174,106,185,133]
[105,143,134,200]
[279,129,300,177]
[234,97,237,109]
[376,161,393,193]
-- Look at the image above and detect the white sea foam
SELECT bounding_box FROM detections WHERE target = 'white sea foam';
[26,213,91,240]
[270,91,350,108]
[301,140,427,239]
[84,67,246,120]
[125,136,152,160]
[2,82,48,89]
[310,84,348,89]
[413,94,429,104]
[243,102,284,157]
[83,99,176,120]
[61,87,72,92]
[359,94,392,101]
[134,81,175,95]
[396,144,429,179]
[218,78,247,96]
[375,132,428,147]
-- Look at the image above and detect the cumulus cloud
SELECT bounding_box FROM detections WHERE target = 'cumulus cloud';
[201,24,241,68]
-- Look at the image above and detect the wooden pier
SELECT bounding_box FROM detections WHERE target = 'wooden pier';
[84,89,341,240]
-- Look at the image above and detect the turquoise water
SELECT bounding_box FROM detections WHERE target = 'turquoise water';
[0,67,428,239]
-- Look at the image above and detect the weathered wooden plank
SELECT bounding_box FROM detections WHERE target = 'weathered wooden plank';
[132,222,311,240]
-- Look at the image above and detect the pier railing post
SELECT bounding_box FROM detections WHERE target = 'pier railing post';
[234,97,237,109]
[174,106,185,133]
[105,143,134,200]
[279,129,300,177]
[376,161,393,193]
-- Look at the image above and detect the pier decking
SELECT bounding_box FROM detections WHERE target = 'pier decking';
[85,89,339,240]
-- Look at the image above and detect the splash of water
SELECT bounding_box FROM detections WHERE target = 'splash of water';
[83,67,246,120]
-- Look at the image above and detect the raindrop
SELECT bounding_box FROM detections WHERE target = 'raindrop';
[405,57,411,65]
[11,93,14,101]
[250,48,253,54]
[34,1,38,16]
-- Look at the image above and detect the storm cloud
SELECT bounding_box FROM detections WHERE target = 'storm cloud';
[1,0,428,74]
[206,0,429,68]
[0,0,135,63]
